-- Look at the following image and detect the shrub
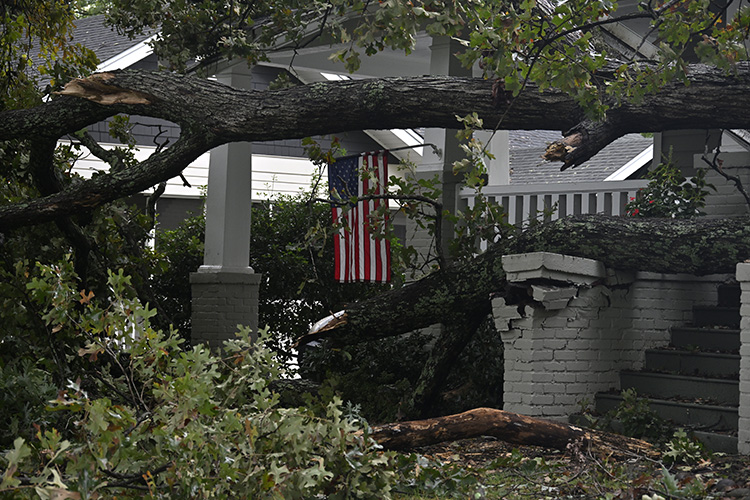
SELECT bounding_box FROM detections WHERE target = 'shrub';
[149,193,385,359]
[1,267,397,499]
[625,159,714,218]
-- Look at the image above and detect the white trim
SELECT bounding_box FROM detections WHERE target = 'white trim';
[604,145,653,181]
[96,34,158,72]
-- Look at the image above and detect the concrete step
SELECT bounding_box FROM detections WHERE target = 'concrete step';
[620,371,739,406]
[669,326,740,353]
[570,411,738,453]
[596,393,738,432]
[692,305,740,328]
[644,349,740,378]
[693,430,738,454]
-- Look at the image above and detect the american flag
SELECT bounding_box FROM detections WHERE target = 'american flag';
[328,151,391,283]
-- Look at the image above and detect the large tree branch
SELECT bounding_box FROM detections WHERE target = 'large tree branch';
[3,63,750,228]
[299,214,750,346]
[368,407,658,458]
[0,131,215,230]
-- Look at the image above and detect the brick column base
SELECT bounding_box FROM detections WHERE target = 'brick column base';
[190,271,261,349]
[737,263,750,454]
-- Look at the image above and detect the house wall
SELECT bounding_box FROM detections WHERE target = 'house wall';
[701,152,750,218]
[494,252,729,420]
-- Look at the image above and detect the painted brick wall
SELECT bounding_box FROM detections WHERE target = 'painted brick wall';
[495,254,729,420]
[736,263,750,454]
[190,272,261,349]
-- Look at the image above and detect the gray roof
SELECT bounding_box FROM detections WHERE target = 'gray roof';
[72,15,155,63]
[509,132,652,184]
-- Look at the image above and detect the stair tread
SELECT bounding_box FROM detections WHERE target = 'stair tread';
[672,326,740,333]
[622,370,739,383]
[645,348,740,359]
[595,393,738,433]
[597,392,738,411]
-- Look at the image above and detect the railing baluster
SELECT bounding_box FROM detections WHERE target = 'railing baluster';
[457,180,649,227]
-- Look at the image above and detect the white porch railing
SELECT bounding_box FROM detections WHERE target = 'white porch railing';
[458,180,650,226]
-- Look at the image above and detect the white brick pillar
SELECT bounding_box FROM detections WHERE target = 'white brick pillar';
[736,263,750,454]
[494,253,612,419]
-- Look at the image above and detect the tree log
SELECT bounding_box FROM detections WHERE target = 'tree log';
[368,407,658,458]
[299,214,750,347]
[5,62,750,228]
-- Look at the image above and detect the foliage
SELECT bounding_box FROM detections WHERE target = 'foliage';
[450,121,516,262]
[597,389,673,444]
[393,453,480,498]
[1,0,98,111]
[149,191,385,356]
[300,314,503,422]
[0,359,59,447]
[300,331,433,423]
[148,214,204,334]
[663,429,710,465]
[626,158,714,218]
[0,265,397,499]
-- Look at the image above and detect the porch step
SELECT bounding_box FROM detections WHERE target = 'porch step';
[692,305,741,328]
[644,349,740,378]
[596,393,738,432]
[592,293,741,453]
[619,371,739,406]
[669,326,740,353]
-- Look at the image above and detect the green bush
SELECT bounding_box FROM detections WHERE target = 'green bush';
[300,315,504,422]
[625,159,714,218]
[150,193,385,359]
[0,266,398,499]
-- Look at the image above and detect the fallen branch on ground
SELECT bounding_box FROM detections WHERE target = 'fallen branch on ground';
[366,407,659,459]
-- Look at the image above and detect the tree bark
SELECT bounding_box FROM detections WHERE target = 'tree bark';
[4,63,750,228]
[298,214,750,347]
[400,315,488,419]
[368,407,658,458]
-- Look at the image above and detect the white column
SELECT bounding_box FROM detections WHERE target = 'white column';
[191,64,260,348]
[475,130,510,186]
[418,37,473,261]
[199,65,254,274]
[200,141,254,272]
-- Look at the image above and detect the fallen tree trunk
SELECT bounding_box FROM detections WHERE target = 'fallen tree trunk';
[368,407,658,459]
[298,214,750,347]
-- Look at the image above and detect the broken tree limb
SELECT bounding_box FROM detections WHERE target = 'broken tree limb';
[5,62,750,228]
[367,407,659,459]
[544,118,622,170]
[298,214,750,347]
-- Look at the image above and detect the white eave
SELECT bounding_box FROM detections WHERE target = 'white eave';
[96,34,158,72]
[604,144,653,181]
